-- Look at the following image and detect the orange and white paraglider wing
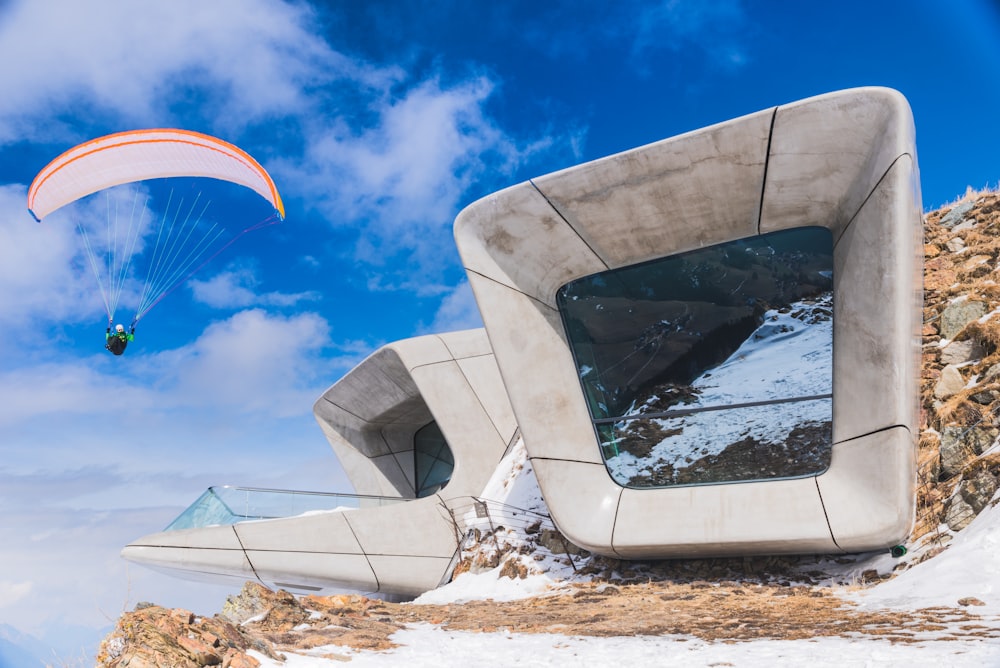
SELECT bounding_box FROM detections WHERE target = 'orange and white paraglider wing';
[27,128,284,221]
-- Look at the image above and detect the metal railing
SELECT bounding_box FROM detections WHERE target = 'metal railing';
[164,485,409,531]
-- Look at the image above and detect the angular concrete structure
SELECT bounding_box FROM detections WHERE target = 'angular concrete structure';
[454,87,923,558]
[123,329,518,596]
[125,87,924,598]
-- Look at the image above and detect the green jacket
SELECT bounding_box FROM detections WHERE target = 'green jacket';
[106,328,135,342]
[105,327,135,356]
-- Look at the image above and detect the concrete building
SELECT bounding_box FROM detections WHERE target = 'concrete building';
[122,329,518,596]
[454,86,922,558]
[124,87,922,595]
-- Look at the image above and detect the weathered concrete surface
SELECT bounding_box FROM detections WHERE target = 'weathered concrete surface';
[455,87,922,558]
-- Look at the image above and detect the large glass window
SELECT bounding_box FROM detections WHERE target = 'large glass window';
[414,421,454,497]
[557,227,834,488]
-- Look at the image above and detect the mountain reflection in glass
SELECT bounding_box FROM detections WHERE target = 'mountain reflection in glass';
[556,227,834,488]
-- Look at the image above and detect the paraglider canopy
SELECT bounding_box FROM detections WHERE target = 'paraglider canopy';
[27,129,284,326]
[28,128,284,222]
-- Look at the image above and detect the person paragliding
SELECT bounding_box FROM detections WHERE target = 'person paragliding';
[105,321,135,356]
[27,128,284,354]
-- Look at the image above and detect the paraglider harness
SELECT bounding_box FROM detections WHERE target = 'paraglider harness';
[105,322,136,356]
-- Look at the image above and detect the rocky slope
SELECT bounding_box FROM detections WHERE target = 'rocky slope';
[96,189,1000,667]
[917,188,1000,541]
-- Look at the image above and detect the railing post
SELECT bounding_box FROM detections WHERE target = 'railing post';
[474,498,502,557]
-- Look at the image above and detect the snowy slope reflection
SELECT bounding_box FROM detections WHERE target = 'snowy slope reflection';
[604,296,832,486]
[557,227,833,488]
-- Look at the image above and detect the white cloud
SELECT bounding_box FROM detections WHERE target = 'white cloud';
[0,185,101,327]
[422,281,484,334]
[0,1,572,645]
[0,580,33,607]
[0,0,561,296]
[0,500,229,633]
[0,0,358,142]
[0,310,335,432]
[298,255,321,270]
[0,362,149,427]
[0,418,350,637]
[188,266,321,309]
[275,74,541,278]
[143,308,332,416]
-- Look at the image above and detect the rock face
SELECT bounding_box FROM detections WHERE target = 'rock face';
[96,604,264,667]
[919,190,1000,540]
[219,582,305,628]
[99,581,419,666]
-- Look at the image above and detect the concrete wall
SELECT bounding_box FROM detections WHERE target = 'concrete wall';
[454,87,923,558]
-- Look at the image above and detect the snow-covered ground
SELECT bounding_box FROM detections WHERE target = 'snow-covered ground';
[247,525,1000,667]
[246,435,1000,667]
[253,627,1000,668]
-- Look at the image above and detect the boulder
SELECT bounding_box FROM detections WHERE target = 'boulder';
[970,390,998,405]
[939,339,985,365]
[945,493,976,531]
[953,219,978,233]
[220,582,302,628]
[939,201,975,229]
[939,426,998,478]
[959,469,999,515]
[985,363,1000,382]
[934,365,966,399]
[946,237,967,253]
[939,300,987,340]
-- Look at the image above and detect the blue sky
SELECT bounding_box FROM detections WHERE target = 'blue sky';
[1,0,999,660]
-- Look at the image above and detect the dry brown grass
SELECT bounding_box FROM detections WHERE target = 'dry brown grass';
[242,581,1000,651]
[938,184,1000,210]
[960,319,1000,353]
[934,386,990,425]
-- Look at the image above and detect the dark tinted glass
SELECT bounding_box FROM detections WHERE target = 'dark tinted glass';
[414,421,454,497]
[557,227,834,487]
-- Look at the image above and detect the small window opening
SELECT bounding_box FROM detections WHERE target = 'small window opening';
[413,421,454,497]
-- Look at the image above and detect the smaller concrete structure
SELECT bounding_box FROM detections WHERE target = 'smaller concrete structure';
[123,329,518,596]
